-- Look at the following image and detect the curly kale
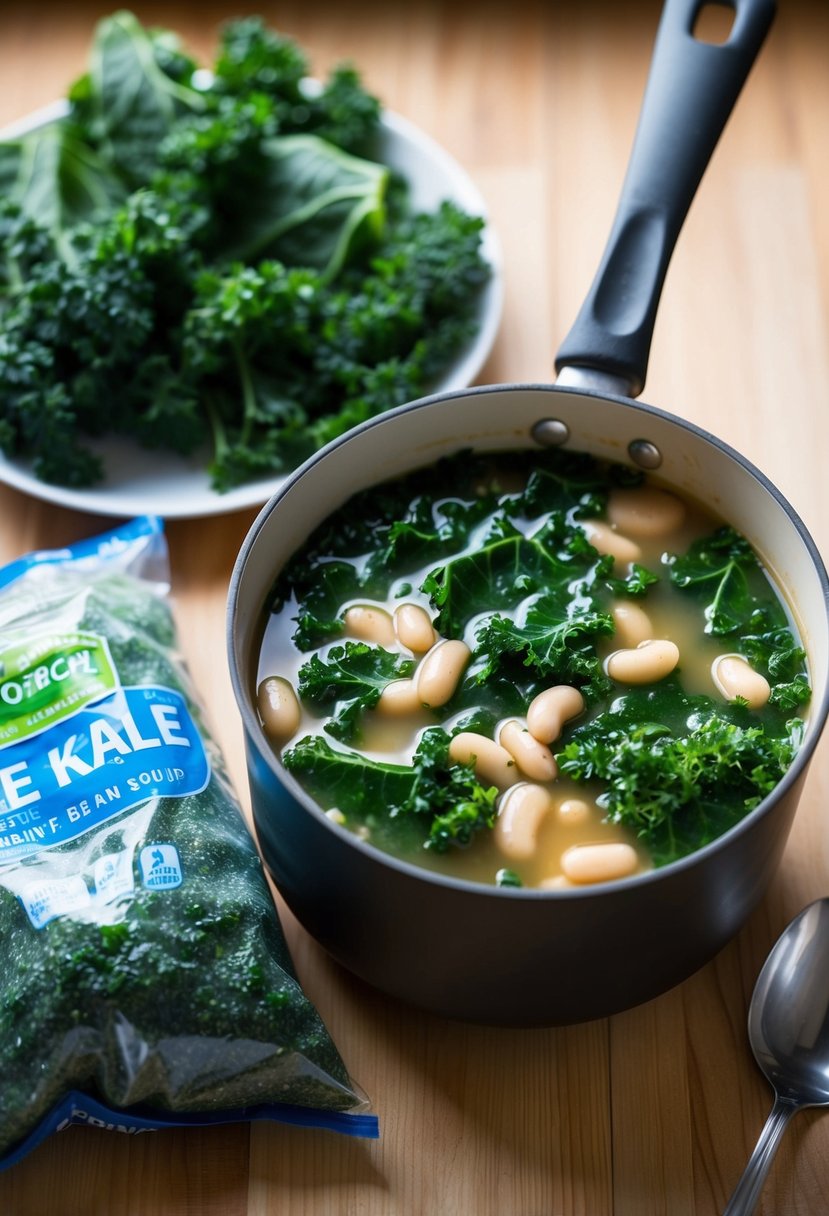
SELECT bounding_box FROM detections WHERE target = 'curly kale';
[559,701,802,867]
[297,641,415,742]
[212,19,381,153]
[0,12,489,492]
[283,727,498,853]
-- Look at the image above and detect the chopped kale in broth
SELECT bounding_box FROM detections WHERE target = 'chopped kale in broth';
[258,448,811,888]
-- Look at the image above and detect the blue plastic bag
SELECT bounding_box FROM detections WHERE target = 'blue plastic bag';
[0,517,377,1168]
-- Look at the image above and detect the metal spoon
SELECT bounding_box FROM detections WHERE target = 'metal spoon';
[724,897,829,1215]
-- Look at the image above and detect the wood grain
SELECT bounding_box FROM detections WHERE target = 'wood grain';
[1,2,828,1212]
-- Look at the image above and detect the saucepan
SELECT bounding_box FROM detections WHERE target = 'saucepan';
[228,0,829,1025]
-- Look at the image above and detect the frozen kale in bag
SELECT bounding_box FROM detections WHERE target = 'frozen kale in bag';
[0,517,376,1168]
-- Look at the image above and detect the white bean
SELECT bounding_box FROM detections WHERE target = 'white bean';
[326,808,346,825]
[561,842,640,885]
[417,639,471,707]
[376,678,422,716]
[343,604,396,646]
[498,720,558,782]
[558,798,591,824]
[607,486,686,538]
[712,654,771,709]
[539,875,572,891]
[257,676,301,742]
[449,731,519,789]
[579,519,642,566]
[611,601,654,649]
[495,783,554,860]
[606,639,679,684]
[526,685,585,745]
[394,602,438,653]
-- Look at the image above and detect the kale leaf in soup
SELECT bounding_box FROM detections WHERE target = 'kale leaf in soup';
[258,448,811,889]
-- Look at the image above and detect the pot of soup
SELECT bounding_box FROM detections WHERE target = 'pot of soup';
[228,0,829,1025]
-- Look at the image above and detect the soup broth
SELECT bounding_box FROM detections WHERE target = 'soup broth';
[257,448,811,888]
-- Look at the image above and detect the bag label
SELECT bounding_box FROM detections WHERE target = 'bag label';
[0,685,210,863]
[0,631,118,748]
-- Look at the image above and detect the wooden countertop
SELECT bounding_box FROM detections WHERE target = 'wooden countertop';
[2,2,828,1212]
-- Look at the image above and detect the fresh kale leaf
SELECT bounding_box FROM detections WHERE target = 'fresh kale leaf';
[668,525,769,634]
[558,704,800,866]
[604,561,660,598]
[282,733,416,818]
[421,521,584,639]
[0,191,208,484]
[212,19,380,153]
[219,135,388,280]
[153,93,279,252]
[182,259,321,487]
[473,592,614,699]
[0,122,126,242]
[282,727,498,853]
[496,448,609,519]
[296,641,415,741]
[69,10,207,188]
[212,16,308,99]
[404,727,499,852]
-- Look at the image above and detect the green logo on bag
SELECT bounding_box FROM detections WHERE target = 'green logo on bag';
[0,632,118,748]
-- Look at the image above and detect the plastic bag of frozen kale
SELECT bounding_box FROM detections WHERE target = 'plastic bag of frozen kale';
[0,516,377,1169]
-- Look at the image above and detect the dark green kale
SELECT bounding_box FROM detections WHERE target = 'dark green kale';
[0,121,126,241]
[603,560,660,598]
[297,641,415,741]
[668,525,769,634]
[67,10,207,188]
[283,727,498,852]
[211,18,381,153]
[421,515,584,639]
[212,17,307,100]
[472,592,614,701]
[502,449,611,519]
[559,695,802,867]
[409,728,500,851]
[669,525,811,709]
[0,193,206,484]
[0,13,489,492]
[181,259,322,489]
[419,508,615,700]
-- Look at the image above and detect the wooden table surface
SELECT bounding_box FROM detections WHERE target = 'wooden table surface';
[2,1,829,1212]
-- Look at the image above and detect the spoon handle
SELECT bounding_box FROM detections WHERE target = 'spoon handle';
[722,1096,798,1215]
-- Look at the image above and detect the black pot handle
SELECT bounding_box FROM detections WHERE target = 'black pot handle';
[554,0,775,397]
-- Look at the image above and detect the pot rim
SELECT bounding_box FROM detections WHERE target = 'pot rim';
[227,379,829,901]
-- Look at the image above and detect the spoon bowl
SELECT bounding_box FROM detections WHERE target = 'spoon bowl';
[724,898,829,1214]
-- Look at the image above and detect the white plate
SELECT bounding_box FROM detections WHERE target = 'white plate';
[0,102,502,519]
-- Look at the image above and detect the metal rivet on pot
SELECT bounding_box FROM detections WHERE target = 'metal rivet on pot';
[628,439,662,469]
[532,418,570,447]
